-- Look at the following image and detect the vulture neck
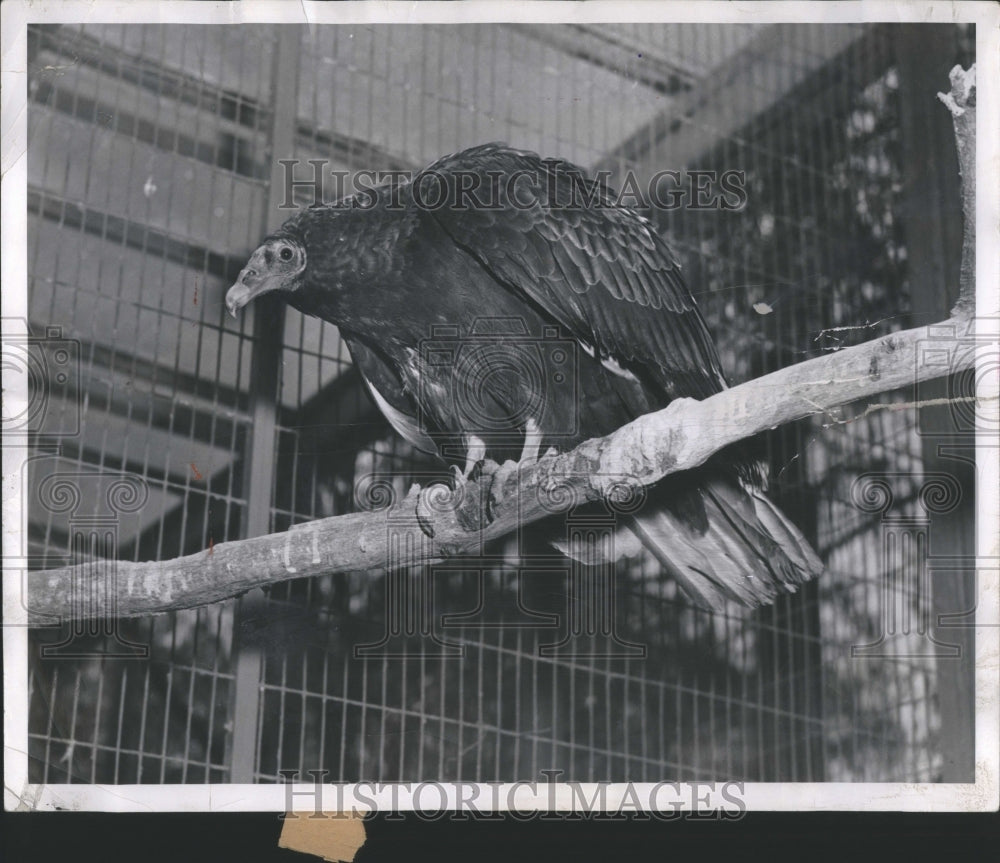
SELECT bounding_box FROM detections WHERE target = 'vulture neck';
[285,196,457,353]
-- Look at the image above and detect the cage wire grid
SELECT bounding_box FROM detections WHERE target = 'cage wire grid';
[23,22,974,785]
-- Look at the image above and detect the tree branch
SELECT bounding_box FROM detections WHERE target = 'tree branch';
[24,66,981,623]
[938,63,976,316]
[26,313,980,622]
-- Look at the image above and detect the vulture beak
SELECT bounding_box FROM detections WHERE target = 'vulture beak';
[225,247,289,317]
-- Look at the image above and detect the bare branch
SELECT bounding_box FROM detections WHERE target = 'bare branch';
[938,63,976,316]
[26,314,981,622]
[24,67,980,622]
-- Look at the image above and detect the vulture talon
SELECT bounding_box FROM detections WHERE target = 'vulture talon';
[466,457,491,485]
[418,469,471,537]
[415,485,437,538]
[453,457,511,528]
[485,459,520,524]
[447,463,465,490]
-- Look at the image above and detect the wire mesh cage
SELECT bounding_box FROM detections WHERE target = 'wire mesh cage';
[24,22,975,785]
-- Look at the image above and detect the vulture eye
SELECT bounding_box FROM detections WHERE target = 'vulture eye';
[279,246,294,262]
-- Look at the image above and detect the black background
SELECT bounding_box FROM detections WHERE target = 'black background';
[3,810,998,862]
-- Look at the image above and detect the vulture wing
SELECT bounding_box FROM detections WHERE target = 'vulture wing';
[421,143,726,402]
[342,334,437,455]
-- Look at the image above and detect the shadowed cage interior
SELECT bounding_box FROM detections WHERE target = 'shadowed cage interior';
[23,22,975,784]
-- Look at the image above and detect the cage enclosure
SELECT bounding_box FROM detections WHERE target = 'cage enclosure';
[24,22,975,785]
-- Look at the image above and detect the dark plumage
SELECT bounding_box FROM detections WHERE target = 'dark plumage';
[227,144,823,609]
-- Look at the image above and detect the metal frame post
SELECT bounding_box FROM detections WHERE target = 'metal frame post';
[228,26,301,784]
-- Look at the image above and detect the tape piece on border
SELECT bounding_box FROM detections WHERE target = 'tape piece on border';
[278,813,367,862]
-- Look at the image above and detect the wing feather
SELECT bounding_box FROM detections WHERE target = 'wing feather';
[421,144,726,402]
[342,335,438,455]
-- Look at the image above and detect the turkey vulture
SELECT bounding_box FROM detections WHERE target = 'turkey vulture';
[226,144,822,609]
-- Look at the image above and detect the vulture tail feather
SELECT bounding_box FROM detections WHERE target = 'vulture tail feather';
[552,475,824,611]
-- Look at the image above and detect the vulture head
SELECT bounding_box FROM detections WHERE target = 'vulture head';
[226,233,306,316]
